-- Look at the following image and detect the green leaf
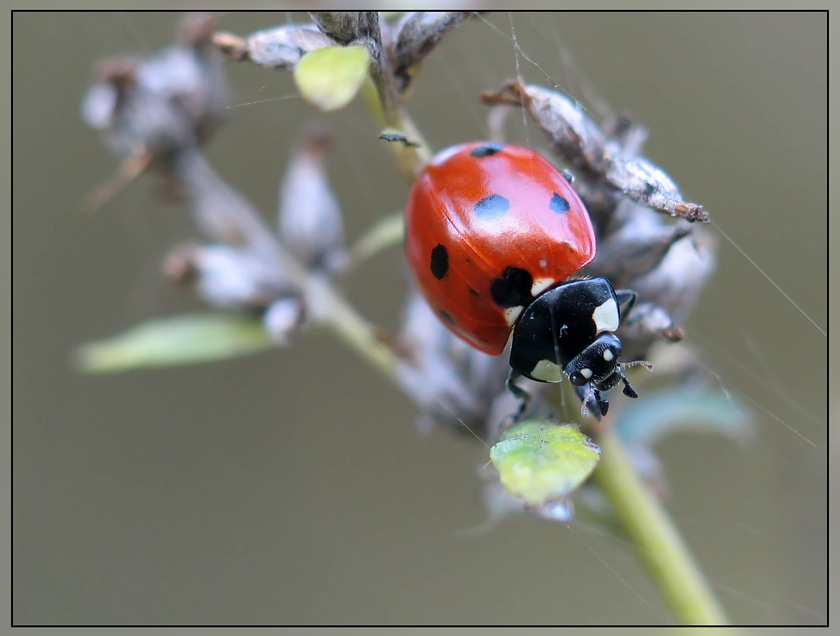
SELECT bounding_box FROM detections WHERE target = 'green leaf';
[293,45,371,112]
[348,212,404,267]
[76,314,273,373]
[612,385,752,448]
[490,421,601,508]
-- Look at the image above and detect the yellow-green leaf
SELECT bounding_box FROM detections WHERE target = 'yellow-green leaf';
[348,211,404,267]
[490,421,601,508]
[293,45,371,112]
[76,313,273,373]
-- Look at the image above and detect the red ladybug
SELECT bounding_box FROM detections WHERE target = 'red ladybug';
[404,142,641,416]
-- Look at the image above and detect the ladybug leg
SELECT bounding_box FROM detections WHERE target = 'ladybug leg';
[596,390,610,416]
[621,376,639,398]
[614,289,637,324]
[503,369,531,426]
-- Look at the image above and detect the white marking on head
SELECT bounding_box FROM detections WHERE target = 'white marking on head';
[603,349,614,362]
[580,367,593,380]
[530,277,555,297]
[592,298,619,333]
[530,359,564,383]
[504,306,523,327]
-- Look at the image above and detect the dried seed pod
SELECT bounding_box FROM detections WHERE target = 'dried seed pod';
[81,13,229,211]
[278,126,347,274]
[395,289,507,434]
[591,200,695,286]
[166,243,296,310]
[82,58,195,158]
[586,198,715,360]
[82,13,228,159]
[263,296,307,345]
[391,12,473,90]
[243,24,334,69]
[481,80,709,223]
[309,11,380,44]
[174,149,289,277]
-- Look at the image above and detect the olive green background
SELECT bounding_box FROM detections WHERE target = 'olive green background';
[13,12,827,625]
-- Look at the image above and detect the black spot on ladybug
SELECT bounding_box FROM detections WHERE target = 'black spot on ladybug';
[474,194,510,220]
[430,244,449,279]
[491,267,534,308]
[470,143,504,158]
[550,192,571,214]
[438,309,455,326]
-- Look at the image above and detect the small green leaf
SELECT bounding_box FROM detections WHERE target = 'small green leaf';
[348,212,404,268]
[76,313,273,373]
[293,45,371,112]
[490,421,601,508]
[612,385,752,448]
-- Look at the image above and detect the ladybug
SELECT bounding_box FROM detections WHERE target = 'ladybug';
[404,142,643,417]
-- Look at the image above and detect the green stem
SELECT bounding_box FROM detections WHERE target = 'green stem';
[307,274,396,381]
[593,428,729,625]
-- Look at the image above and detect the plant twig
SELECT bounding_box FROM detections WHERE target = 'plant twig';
[555,373,729,625]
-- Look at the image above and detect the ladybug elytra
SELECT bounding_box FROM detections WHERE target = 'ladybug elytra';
[404,142,642,417]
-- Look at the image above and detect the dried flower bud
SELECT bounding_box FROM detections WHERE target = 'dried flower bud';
[278,126,347,274]
[309,11,380,45]
[592,200,695,284]
[80,60,136,131]
[166,243,295,310]
[82,14,228,160]
[391,12,472,90]
[630,224,716,326]
[395,289,507,434]
[82,58,195,158]
[175,149,290,279]
[482,80,709,223]
[244,24,334,69]
[263,296,307,345]
[584,199,715,358]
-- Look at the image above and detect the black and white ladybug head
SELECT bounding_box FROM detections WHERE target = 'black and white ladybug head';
[565,332,622,389]
[509,277,640,416]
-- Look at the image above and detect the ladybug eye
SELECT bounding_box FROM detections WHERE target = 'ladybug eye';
[569,367,592,386]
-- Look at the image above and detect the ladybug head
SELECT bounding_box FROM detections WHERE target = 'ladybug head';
[564,332,642,415]
[565,332,623,389]
[508,277,643,417]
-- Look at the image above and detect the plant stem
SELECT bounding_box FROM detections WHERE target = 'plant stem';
[307,274,396,381]
[593,427,729,625]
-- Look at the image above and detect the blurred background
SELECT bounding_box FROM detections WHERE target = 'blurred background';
[13,12,827,625]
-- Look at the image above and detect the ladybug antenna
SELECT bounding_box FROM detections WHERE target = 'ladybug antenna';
[616,360,653,399]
